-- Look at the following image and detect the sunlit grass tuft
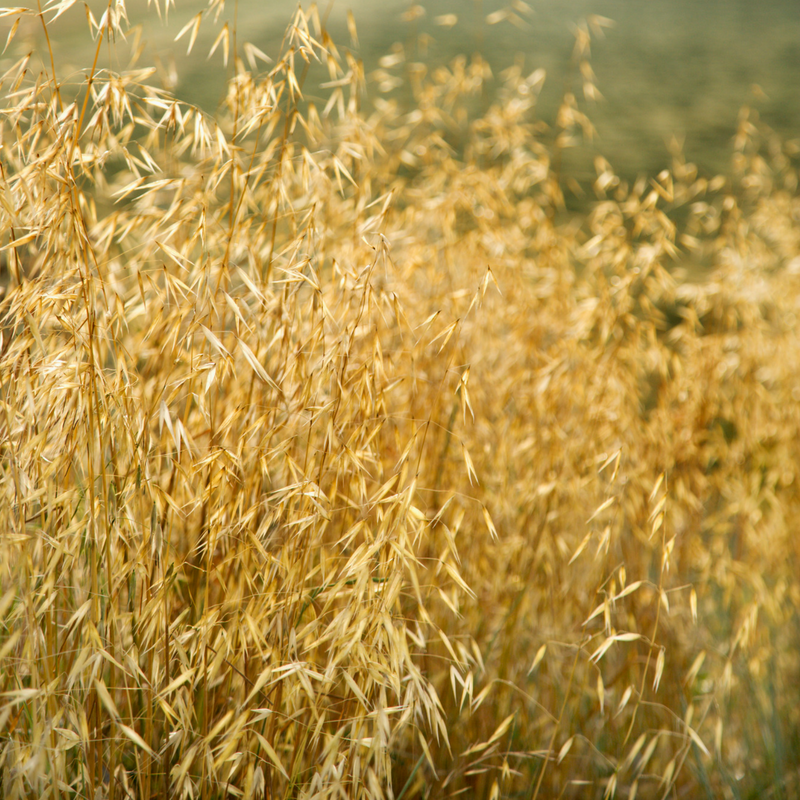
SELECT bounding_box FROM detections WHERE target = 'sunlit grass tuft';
[1,3,799,799]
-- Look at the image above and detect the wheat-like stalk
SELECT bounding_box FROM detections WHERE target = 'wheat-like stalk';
[0,3,798,799]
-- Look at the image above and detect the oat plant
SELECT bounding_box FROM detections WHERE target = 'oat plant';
[1,3,799,800]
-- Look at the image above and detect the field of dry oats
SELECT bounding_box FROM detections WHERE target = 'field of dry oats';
[1,3,799,799]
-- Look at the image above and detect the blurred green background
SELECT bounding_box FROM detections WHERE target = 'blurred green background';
[16,0,800,180]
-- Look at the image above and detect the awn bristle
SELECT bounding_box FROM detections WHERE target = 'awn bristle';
[0,3,799,799]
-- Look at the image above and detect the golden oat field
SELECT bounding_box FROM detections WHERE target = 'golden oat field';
[0,2,799,798]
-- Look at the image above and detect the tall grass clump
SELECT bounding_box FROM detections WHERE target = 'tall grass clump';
[1,3,799,798]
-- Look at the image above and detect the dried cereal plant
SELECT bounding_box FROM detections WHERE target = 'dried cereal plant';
[1,2,799,800]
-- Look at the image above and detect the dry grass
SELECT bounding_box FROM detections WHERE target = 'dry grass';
[1,3,799,799]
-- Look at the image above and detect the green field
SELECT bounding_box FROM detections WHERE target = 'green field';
[1,2,799,799]
[27,0,800,180]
